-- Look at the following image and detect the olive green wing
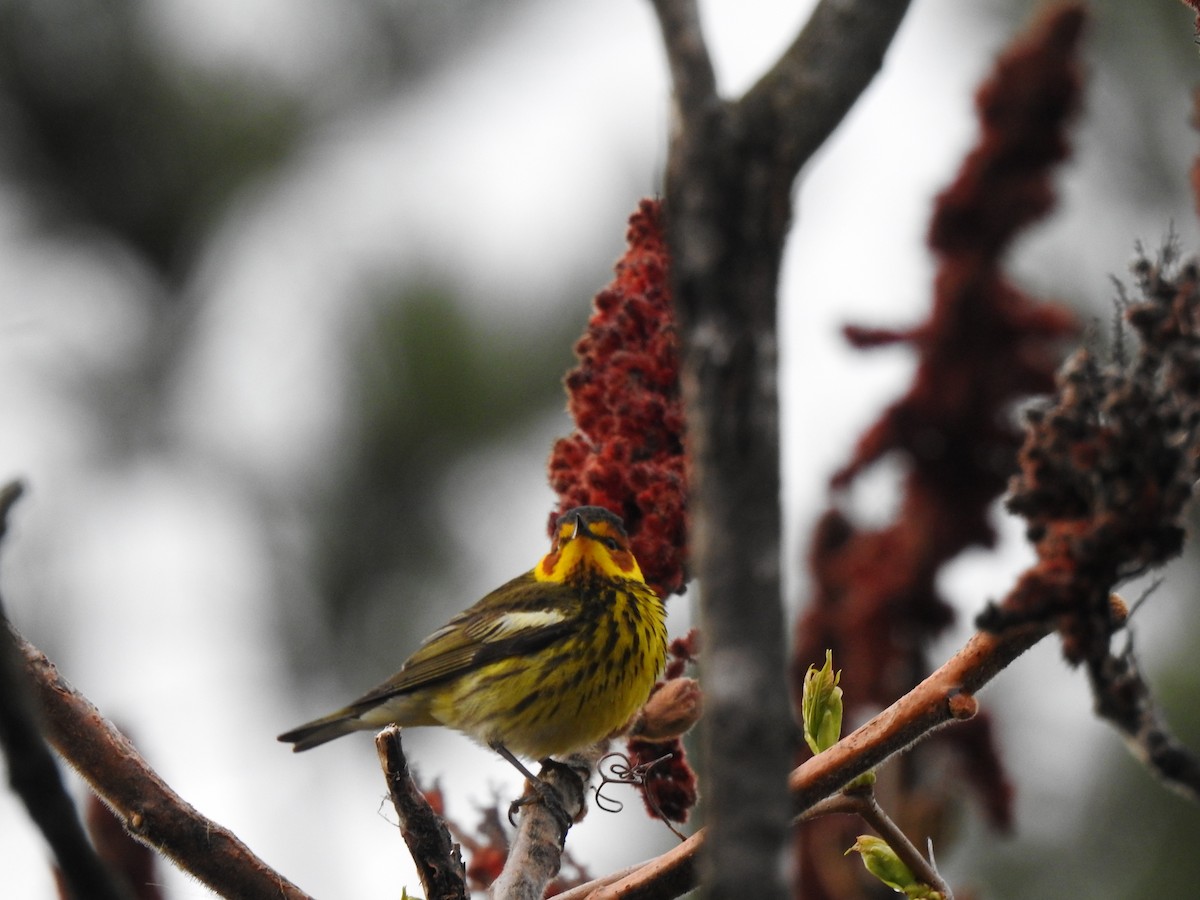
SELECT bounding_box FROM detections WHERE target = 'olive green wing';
[345,572,582,709]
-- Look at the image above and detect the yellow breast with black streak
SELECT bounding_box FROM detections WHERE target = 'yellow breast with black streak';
[430,507,667,758]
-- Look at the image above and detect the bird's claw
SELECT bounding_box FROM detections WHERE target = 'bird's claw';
[506,777,572,845]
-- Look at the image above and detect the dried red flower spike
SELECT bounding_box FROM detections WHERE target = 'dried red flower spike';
[623,628,701,824]
[665,628,699,680]
[465,845,507,891]
[547,198,688,599]
[803,4,1084,705]
[627,736,698,824]
[547,199,696,825]
[990,247,1200,663]
[794,6,1088,869]
[801,0,1083,711]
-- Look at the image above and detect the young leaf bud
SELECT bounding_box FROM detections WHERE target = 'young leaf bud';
[802,649,844,755]
[845,835,944,899]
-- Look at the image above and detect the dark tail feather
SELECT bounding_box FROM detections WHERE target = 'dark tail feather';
[277,712,362,752]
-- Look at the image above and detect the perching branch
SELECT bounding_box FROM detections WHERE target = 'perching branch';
[16,633,315,900]
[489,745,603,900]
[375,727,467,900]
[0,481,130,900]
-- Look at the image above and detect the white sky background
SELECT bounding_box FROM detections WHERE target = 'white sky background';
[1,0,1199,897]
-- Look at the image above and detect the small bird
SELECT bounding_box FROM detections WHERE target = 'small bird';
[278,506,668,777]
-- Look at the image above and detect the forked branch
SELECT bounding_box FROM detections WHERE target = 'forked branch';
[649,0,916,897]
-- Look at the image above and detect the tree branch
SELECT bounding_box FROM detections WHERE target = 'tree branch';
[650,0,917,895]
[490,745,602,900]
[552,620,1047,900]
[648,0,717,123]
[788,623,1046,809]
[550,861,647,900]
[375,727,466,900]
[16,632,314,900]
[577,829,702,900]
[0,481,130,900]
[744,0,914,171]
[1087,632,1200,804]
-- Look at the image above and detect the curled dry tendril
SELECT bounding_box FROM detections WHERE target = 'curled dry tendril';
[595,751,686,840]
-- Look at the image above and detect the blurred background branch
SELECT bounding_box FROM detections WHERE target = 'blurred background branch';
[16,631,315,900]
[0,481,130,900]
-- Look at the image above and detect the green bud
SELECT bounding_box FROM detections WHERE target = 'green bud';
[802,650,844,755]
[845,836,943,899]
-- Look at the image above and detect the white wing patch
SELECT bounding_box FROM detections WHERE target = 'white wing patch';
[478,609,569,642]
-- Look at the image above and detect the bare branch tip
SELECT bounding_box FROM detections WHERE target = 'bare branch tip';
[947,692,979,721]
[649,0,718,116]
[0,478,26,538]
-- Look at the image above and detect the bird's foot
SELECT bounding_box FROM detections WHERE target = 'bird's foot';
[506,758,581,844]
[491,744,579,844]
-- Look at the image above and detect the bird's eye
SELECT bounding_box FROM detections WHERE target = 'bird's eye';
[601,536,620,551]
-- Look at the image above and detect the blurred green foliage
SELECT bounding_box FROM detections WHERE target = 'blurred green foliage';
[313,284,582,658]
[0,0,600,675]
[0,0,303,278]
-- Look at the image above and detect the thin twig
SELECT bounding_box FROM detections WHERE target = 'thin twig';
[17,633,315,900]
[789,624,1048,809]
[845,788,953,899]
[375,727,467,900]
[797,787,953,895]
[0,481,131,900]
[1087,636,1200,804]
